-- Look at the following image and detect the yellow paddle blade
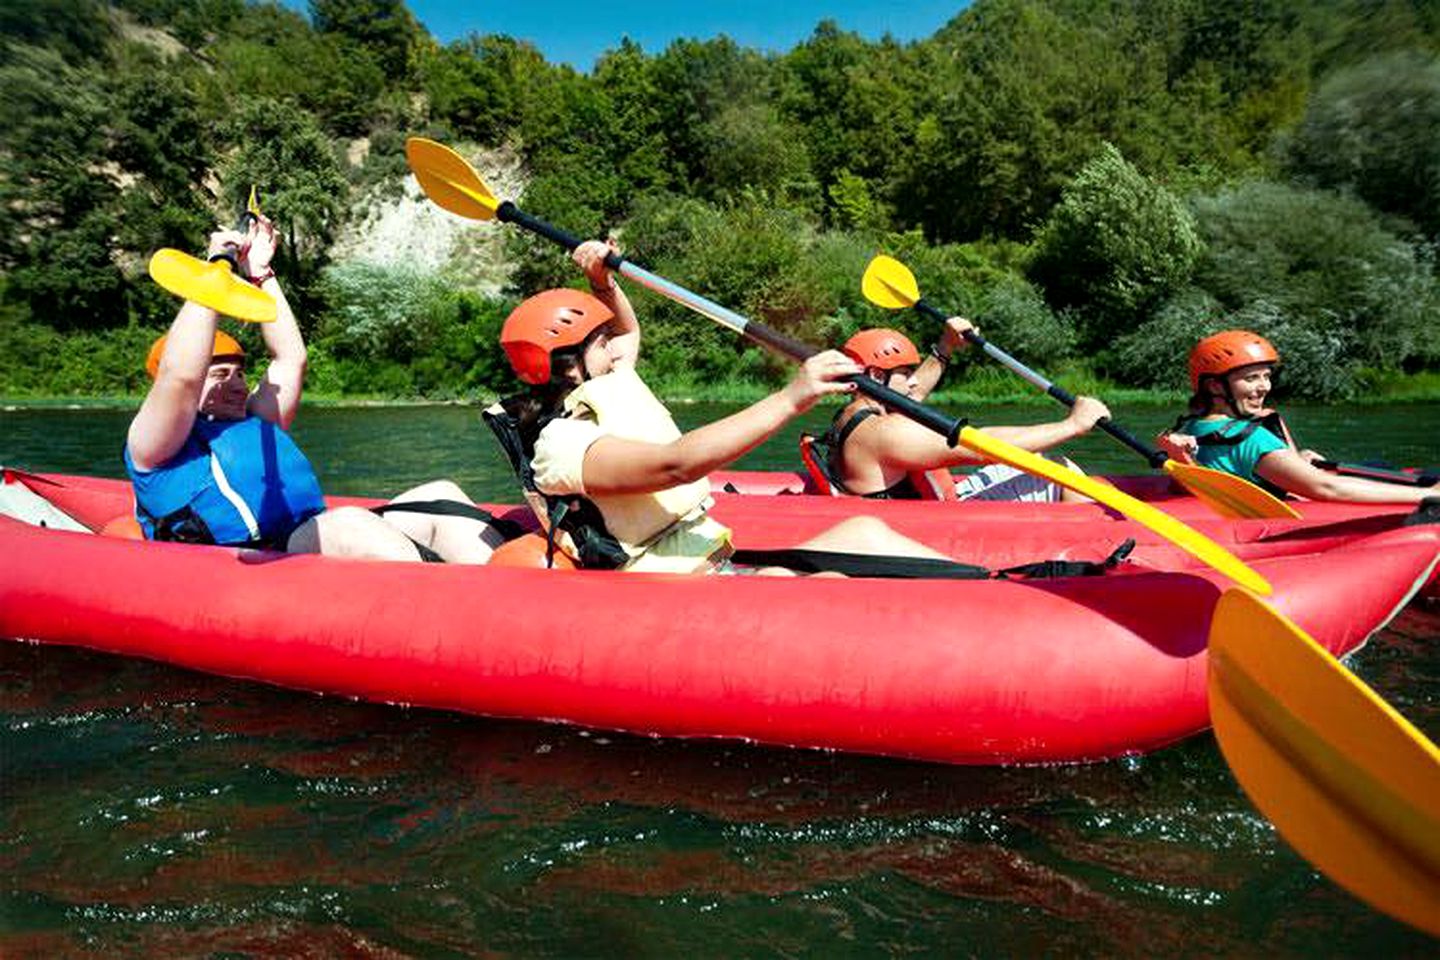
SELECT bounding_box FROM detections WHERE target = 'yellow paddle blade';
[246,184,262,218]
[405,137,500,221]
[1164,460,1302,519]
[1209,588,1440,936]
[861,254,921,309]
[957,426,1271,594]
[147,249,275,323]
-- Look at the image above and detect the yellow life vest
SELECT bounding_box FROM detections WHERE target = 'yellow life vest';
[552,368,729,573]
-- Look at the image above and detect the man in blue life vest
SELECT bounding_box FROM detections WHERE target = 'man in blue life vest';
[125,215,504,562]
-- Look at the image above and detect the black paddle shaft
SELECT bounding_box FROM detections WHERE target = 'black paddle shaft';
[913,300,1168,468]
[206,203,261,272]
[497,201,968,446]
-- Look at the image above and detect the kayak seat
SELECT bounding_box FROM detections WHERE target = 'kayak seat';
[489,531,577,569]
[100,514,144,539]
[798,433,842,497]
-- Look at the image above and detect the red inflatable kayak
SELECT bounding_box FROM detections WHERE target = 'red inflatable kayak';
[2,469,1436,765]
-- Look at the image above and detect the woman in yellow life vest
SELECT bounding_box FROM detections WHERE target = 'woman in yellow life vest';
[496,240,967,574]
[1156,329,1436,505]
[825,322,1110,502]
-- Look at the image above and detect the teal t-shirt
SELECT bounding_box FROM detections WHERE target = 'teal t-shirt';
[1178,416,1287,483]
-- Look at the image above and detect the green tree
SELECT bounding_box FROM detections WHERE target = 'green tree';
[222,99,349,292]
[698,103,815,206]
[0,0,112,63]
[1029,144,1202,348]
[593,38,672,195]
[1188,180,1439,390]
[210,10,386,136]
[649,37,775,191]
[420,34,547,143]
[0,46,125,328]
[1282,51,1440,238]
[309,0,419,82]
[897,0,1157,241]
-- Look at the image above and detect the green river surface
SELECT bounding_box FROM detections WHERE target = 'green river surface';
[2,401,1437,957]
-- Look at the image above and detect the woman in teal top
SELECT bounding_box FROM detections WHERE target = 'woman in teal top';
[1157,330,1436,506]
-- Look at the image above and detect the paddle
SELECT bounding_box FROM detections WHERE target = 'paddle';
[1208,587,1440,936]
[1317,461,1438,488]
[405,137,1270,595]
[147,186,276,323]
[861,254,1301,521]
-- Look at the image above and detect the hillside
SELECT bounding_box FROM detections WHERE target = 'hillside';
[2,0,1438,400]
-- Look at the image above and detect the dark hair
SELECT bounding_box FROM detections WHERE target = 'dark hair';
[512,348,583,455]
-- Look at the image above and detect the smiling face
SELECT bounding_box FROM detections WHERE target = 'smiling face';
[197,360,249,420]
[1216,363,1273,418]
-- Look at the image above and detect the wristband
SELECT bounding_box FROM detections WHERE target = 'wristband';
[929,342,951,365]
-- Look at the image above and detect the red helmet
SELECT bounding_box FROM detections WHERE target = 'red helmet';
[842,328,921,371]
[146,330,245,380]
[500,289,615,385]
[1188,330,1279,391]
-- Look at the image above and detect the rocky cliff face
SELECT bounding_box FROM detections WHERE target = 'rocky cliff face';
[330,142,527,296]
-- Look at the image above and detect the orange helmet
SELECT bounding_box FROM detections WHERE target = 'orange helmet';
[146,330,245,379]
[842,328,921,371]
[500,289,615,385]
[1188,330,1279,391]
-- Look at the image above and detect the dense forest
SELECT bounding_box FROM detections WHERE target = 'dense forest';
[2,0,1438,401]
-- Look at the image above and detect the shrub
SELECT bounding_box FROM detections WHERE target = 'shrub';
[1029,144,1202,348]
[312,262,512,398]
[1108,287,1223,389]
[1281,51,1440,239]
[1188,180,1440,379]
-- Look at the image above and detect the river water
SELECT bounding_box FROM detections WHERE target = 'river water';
[2,401,1437,956]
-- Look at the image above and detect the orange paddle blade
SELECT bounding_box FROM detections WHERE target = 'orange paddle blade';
[1209,587,1440,936]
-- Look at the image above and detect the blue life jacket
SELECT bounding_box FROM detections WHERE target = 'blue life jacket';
[124,415,326,547]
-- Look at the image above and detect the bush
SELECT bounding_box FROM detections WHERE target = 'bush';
[0,311,160,396]
[624,197,834,386]
[1029,144,1202,348]
[841,234,1075,373]
[312,261,512,398]
[975,276,1077,366]
[1281,51,1440,239]
[1107,287,1222,388]
[1188,180,1440,380]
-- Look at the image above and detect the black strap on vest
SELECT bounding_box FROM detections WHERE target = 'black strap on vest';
[1172,415,1291,499]
[482,398,632,570]
[729,538,1135,580]
[813,408,926,500]
[1184,417,1261,448]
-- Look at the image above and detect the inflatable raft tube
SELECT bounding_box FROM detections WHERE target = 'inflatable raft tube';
[2,469,1436,765]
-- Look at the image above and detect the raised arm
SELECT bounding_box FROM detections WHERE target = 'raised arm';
[126,230,243,472]
[580,351,861,495]
[909,317,972,402]
[242,214,306,428]
[573,239,639,369]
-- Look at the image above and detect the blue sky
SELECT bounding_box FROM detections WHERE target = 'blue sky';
[334,2,969,72]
